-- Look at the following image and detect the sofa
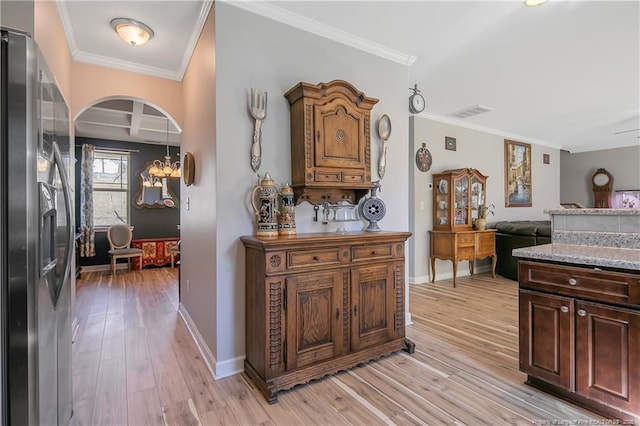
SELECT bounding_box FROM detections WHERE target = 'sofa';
[489,220,551,280]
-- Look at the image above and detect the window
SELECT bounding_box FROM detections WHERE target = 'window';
[92,150,130,227]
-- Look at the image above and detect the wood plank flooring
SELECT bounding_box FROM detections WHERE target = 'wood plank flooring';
[71,268,605,425]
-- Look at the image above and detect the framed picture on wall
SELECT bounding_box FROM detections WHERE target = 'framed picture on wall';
[504,139,532,207]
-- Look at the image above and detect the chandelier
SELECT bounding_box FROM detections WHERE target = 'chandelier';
[149,118,180,178]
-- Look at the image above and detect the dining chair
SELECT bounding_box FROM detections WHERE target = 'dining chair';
[107,224,143,274]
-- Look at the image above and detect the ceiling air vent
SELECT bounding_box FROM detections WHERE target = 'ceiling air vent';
[447,104,494,119]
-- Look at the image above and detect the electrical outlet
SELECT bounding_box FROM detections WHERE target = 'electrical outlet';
[427,182,433,190]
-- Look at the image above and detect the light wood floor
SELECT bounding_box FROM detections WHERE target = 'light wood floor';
[70,268,604,425]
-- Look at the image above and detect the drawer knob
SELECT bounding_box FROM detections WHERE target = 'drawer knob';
[568,278,577,286]
[560,306,569,313]
[577,309,586,317]
[371,250,376,255]
[313,256,319,261]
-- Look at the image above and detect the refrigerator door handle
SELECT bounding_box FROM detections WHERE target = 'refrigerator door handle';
[52,141,73,303]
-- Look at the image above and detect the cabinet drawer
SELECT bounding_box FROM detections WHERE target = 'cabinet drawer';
[520,260,640,306]
[341,172,364,183]
[314,171,341,182]
[458,246,475,259]
[352,244,392,261]
[286,247,345,270]
[475,234,495,254]
[457,233,475,247]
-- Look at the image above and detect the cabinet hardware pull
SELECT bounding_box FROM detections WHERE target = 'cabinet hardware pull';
[371,250,376,255]
[316,130,320,141]
[560,306,569,313]
[577,309,586,317]
[568,278,577,286]
[313,256,319,261]
[336,308,339,320]
[353,305,357,316]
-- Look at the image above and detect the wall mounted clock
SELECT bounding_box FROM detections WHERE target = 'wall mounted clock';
[409,84,425,114]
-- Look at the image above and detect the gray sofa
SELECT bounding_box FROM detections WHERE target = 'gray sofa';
[489,220,551,280]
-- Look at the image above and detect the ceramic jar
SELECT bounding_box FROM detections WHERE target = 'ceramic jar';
[251,172,279,237]
[278,182,296,235]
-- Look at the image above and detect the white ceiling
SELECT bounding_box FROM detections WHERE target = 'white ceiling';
[61,0,639,153]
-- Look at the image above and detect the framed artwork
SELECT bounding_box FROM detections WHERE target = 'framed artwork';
[543,153,550,164]
[445,136,456,151]
[504,139,532,207]
[415,143,432,172]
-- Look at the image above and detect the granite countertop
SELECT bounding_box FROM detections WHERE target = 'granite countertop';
[547,208,640,216]
[513,243,640,271]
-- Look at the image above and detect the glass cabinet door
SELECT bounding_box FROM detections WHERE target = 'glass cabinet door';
[454,175,469,226]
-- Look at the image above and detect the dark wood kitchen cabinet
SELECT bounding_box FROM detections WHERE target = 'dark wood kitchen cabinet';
[518,260,640,422]
[284,80,378,205]
[240,231,413,403]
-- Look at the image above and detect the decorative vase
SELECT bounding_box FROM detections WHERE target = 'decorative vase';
[475,217,487,231]
[250,172,279,237]
[278,182,296,236]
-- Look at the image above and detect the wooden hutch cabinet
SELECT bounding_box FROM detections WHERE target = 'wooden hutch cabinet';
[429,168,496,286]
[240,232,413,403]
[284,80,378,205]
[518,260,640,421]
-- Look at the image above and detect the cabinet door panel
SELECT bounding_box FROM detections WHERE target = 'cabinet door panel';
[286,271,347,369]
[519,290,574,390]
[314,99,364,169]
[576,301,640,412]
[351,264,397,351]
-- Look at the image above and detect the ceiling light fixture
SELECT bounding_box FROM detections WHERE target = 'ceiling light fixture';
[110,18,154,46]
[149,118,180,179]
[524,0,548,6]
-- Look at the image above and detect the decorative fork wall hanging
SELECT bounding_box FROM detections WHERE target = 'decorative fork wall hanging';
[248,88,268,173]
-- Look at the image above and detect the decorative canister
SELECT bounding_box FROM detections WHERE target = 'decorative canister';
[278,182,296,235]
[251,172,279,237]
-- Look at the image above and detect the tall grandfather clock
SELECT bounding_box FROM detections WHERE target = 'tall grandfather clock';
[592,168,613,208]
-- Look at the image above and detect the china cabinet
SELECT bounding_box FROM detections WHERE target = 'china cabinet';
[284,80,378,205]
[240,231,413,403]
[518,260,640,422]
[430,168,496,286]
[432,168,487,230]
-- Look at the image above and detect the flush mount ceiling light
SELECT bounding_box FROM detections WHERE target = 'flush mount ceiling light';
[524,0,548,6]
[110,18,154,46]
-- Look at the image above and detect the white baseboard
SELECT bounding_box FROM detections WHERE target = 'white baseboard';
[418,264,493,283]
[409,275,429,284]
[178,304,245,380]
[80,263,128,272]
[405,312,413,326]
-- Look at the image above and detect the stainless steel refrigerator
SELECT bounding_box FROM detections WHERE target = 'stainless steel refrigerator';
[1,28,74,425]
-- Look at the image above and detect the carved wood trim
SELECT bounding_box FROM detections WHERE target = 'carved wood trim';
[343,271,350,351]
[394,264,404,334]
[269,281,283,372]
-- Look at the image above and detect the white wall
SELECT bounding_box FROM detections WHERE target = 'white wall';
[410,116,560,283]
[560,146,640,207]
[213,2,411,374]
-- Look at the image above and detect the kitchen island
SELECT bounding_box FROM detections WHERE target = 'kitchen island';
[514,209,640,424]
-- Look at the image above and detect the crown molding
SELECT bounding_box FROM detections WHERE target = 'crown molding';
[417,111,563,150]
[176,0,214,80]
[224,0,417,66]
[55,1,80,57]
[74,51,182,81]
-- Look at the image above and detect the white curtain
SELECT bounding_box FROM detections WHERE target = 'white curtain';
[79,143,95,257]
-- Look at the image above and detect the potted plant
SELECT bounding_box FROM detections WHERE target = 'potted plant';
[475,203,495,230]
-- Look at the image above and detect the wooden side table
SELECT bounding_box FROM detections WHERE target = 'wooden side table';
[132,237,180,269]
[429,229,496,287]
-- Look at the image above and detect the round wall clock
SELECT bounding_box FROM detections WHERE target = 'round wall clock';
[415,143,432,172]
[182,152,195,186]
[409,84,425,114]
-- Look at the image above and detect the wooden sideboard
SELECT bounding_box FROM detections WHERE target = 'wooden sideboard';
[240,231,414,403]
[132,237,180,270]
[429,229,496,287]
